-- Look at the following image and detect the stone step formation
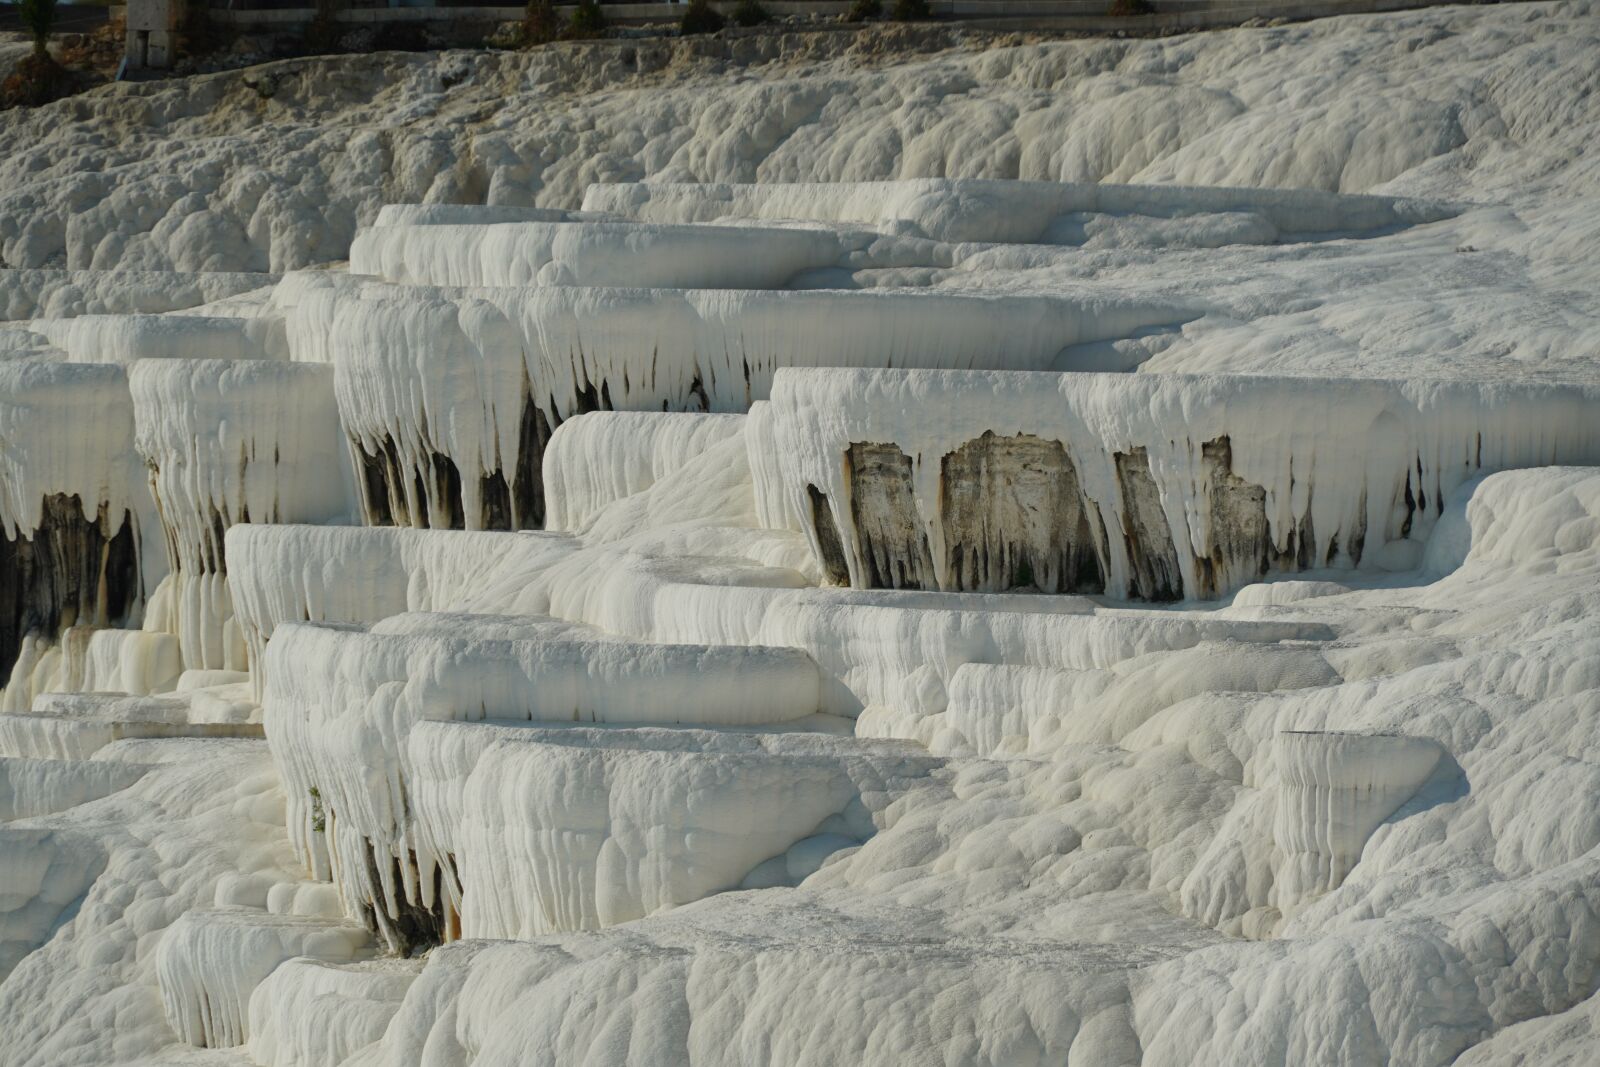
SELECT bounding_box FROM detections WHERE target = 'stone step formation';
[4,9,1600,1057]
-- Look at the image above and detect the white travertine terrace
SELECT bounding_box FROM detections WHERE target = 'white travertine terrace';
[936,641,1340,758]
[0,694,198,760]
[581,178,1454,243]
[229,521,1321,712]
[1271,730,1444,918]
[246,958,418,1067]
[318,283,1190,530]
[0,362,144,542]
[5,4,1600,1062]
[765,368,1600,598]
[1,629,183,714]
[156,907,372,1049]
[0,270,277,320]
[368,204,581,227]
[223,524,579,673]
[541,411,747,532]
[130,360,354,671]
[0,756,149,821]
[262,622,825,945]
[347,220,852,289]
[0,362,152,700]
[37,313,288,364]
[408,720,935,939]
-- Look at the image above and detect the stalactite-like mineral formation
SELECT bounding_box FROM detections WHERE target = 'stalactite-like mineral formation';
[5,12,1600,1060]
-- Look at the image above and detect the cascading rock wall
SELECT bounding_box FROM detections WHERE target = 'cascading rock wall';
[130,360,354,672]
[313,282,1190,531]
[260,620,823,949]
[765,368,1600,600]
[0,363,151,696]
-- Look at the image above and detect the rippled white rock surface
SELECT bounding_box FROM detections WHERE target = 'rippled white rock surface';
[4,3,1600,1065]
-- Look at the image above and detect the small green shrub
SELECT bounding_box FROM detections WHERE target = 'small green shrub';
[731,0,770,27]
[567,0,608,38]
[680,0,726,35]
[846,0,881,21]
[521,0,562,45]
[19,0,58,56]
[890,0,929,19]
[374,22,430,51]
[1107,0,1154,15]
[308,787,327,834]
[0,51,69,109]
[302,0,343,54]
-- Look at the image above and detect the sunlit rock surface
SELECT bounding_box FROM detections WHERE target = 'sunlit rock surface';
[4,3,1600,1065]
[764,368,1600,598]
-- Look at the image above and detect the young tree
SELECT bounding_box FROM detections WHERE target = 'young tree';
[19,0,58,58]
[730,0,769,26]
[567,0,607,38]
[522,0,561,46]
[680,0,725,35]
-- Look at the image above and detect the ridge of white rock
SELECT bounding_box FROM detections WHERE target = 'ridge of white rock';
[262,621,825,943]
[935,640,1340,758]
[1,628,182,713]
[0,756,149,820]
[0,362,144,542]
[369,205,583,228]
[1270,730,1443,920]
[130,360,355,672]
[0,270,278,321]
[348,220,852,289]
[318,283,1190,530]
[0,362,152,697]
[246,958,418,1067]
[408,720,936,939]
[582,177,1454,244]
[224,524,579,674]
[766,368,1600,599]
[542,411,747,532]
[37,314,287,365]
[0,692,260,760]
[156,907,372,1049]
[227,517,1323,716]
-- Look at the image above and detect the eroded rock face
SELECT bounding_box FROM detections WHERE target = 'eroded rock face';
[847,442,935,590]
[771,366,1600,602]
[130,360,352,674]
[352,437,466,531]
[360,846,451,958]
[1115,448,1185,601]
[1197,436,1269,597]
[827,433,1323,600]
[940,431,1105,594]
[806,485,851,587]
[0,494,140,687]
[1196,436,1323,598]
[354,400,553,533]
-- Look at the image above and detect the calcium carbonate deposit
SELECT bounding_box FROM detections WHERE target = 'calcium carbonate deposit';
[3,2,1600,1064]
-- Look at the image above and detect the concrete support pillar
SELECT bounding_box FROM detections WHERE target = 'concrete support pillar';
[126,0,179,70]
